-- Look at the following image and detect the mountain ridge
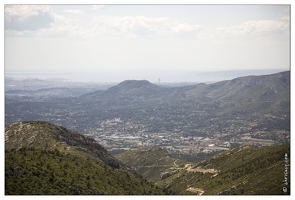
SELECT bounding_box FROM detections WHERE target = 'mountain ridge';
[159,143,290,195]
[5,71,290,148]
[206,71,290,101]
[5,121,121,169]
[115,143,290,195]
[81,71,289,102]
[5,121,170,195]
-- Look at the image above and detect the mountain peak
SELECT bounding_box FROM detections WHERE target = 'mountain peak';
[116,80,157,90]
[119,79,152,86]
[106,79,162,96]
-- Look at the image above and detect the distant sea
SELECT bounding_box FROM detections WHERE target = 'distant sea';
[5,69,287,84]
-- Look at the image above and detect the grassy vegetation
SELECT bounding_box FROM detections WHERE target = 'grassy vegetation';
[155,143,290,195]
[116,146,187,181]
[5,121,170,195]
[5,148,167,195]
[5,122,290,195]
[5,121,122,169]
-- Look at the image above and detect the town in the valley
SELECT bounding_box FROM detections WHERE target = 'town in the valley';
[85,117,283,155]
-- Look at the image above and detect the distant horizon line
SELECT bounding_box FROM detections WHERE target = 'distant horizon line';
[5,68,288,72]
[5,68,289,83]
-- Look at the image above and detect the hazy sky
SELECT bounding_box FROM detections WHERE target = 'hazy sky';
[4,4,290,80]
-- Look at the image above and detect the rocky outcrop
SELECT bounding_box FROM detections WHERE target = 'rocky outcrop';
[5,167,25,176]
[160,169,179,180]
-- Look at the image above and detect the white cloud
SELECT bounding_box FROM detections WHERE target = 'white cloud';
[198,17,290,46]
[217,19,289,37]
[63,10,84,15]
[5,5,53,31]
[91,15,201,38]
[5,5,84,38]
[5,5,201,40]
[5,5,51,22]
[171,23,200,33]
[36,14,83,38]
[91,5,106,10]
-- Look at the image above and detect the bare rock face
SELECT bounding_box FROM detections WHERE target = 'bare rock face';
[160,169,179,180]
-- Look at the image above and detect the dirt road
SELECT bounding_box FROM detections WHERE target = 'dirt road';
[186,187,204,195]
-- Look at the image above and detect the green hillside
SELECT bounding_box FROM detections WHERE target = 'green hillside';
[5,121,167,195]
[5,122,290,195]
[155,143,290,195]
[5,121,122,169]
[115,146,188,181]
[5,148,166,195]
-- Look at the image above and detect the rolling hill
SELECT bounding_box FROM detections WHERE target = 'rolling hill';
[5,121,168,195]
[207,71,290,102]
[157,143,290,195]
[6,121,289,195]
[115,145,188,181]
[5,71,290,149]
[116,143,290,195]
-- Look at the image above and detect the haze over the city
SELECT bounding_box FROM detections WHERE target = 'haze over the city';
[4,4,290,82]
[3,2,292,195]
